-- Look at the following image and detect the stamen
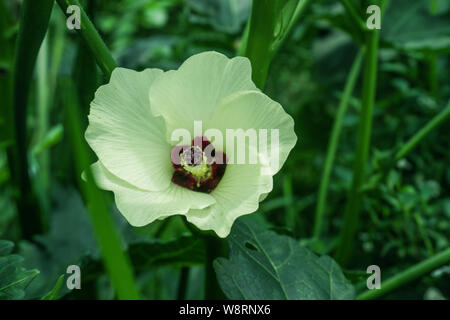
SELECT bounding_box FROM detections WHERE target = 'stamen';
[181,146,203,166]
[171,136,227,193]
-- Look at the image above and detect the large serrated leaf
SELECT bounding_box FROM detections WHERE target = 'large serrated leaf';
[214,218,355,300]
[0,240,39,300]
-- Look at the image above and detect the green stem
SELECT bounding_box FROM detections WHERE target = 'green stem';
[154,218,171,238]
[271,0,312,55]
[204,236,227,299]
[237,15,250,56]
[177,267,189,300]
[34,15,66,219]
[313,51,363,241]
[335,14,381,266]
[357,248,450,300]
[242,0,312,88]
[34,34,53,222]
[8,0,54,240]
[182,218,228,299]
[56,0,116,78]
[430,0,439,15]
[244,0,279,89]
[283,174,296,233]
[64,79,140,300]
[49,13,66,94]
[73,0,99,126]
[239,0,311,57]
[0,3,13,154]
[36,35,50,205]
[427,53,439,102]
[395,101,450,161]
[339,0,366,31]
[413,213,433,256]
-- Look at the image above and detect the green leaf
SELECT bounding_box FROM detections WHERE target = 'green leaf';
[41,274,64,300]
[0,240,39,300]
[381,0,450,52]
[214,218,355,299]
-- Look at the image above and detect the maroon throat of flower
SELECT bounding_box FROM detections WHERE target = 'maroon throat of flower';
[171,136,227,194]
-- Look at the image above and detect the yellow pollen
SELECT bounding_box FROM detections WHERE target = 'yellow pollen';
[180,151,212,187]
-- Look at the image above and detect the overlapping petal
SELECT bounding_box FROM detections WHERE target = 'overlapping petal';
[90,161,216,226]
[206,90,297,175]
[149,51,259,136]
[86,68,172,191]
[186,152,273,237]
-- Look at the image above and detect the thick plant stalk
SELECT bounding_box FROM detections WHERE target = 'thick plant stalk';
[204,236,227,299]
[0,0,14,146]
[36,36,50,212]
[357,248,450,300]
[313,51,363,242]
[335,19,381,265]
[8,0,54,240]
[183,219,227,299]
[244,0,279,89]
[240,0,312,58]
[74,41,99,121]
[244,0,313,88]
[56,0,116,78]
[64,79,140,300]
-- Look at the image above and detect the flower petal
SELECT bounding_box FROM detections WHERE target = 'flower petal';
[206,90,297,175]
[86,67,172,191]
[186,156,273,238]
[90,161,216,226]
[149,51,258,136]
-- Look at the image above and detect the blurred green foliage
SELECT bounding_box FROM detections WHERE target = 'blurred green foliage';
[0,0,449,300]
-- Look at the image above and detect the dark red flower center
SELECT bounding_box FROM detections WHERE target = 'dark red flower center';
[171,136,227,194]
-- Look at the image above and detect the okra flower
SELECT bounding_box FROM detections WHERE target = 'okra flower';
[85,51,296,237]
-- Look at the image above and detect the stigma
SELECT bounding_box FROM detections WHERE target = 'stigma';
[171,137,226,193]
